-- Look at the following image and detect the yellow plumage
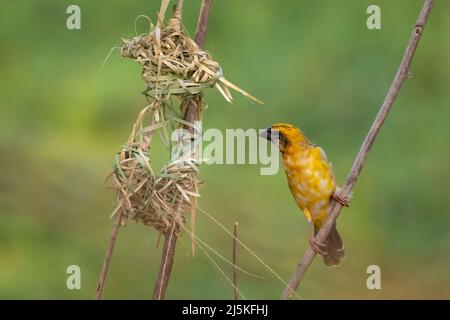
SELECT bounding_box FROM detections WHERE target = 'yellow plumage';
[263,123,345,266]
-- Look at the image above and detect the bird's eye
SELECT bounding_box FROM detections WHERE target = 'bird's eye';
[266,128,272,140]
[278,133,289,149]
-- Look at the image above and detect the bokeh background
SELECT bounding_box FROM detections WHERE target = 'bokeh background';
[1,0,449,299]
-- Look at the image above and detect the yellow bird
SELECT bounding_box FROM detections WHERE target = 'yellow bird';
[262,123,348,266]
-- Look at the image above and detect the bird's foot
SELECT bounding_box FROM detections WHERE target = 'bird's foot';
[332,190,350,207]
[308,236,327,256]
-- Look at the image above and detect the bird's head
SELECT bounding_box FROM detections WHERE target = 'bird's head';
[261,123,309,153]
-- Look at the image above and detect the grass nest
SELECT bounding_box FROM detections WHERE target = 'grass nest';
[109,7,260,234]
[120,8,262,103]
[110,103,200,233]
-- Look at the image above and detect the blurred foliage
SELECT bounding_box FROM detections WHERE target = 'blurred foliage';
[1,0,450,299]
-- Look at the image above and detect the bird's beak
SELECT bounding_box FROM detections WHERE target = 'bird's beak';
[260,127,271,141]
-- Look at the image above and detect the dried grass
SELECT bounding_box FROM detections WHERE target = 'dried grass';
[120,8,262,103]
[108,7,261,235]
[108,102,200,233]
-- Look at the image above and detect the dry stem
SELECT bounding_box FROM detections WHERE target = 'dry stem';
[95,211,123,299]
[152,204,182,300]
[233,222,239,300]
[281,0,435,300]
[151,0,213,300]
[195,0,213,48]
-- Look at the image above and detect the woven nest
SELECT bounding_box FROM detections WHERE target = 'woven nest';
[109,8,260,233]
[110,103,200,232]
[120,8,262,103]
[112,149,199,232]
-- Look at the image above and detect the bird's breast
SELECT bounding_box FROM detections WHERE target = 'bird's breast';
[283,151,335,210]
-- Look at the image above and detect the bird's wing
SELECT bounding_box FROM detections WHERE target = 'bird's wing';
[316,146,337,182]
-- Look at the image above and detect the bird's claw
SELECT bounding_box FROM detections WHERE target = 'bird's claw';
[308,237,327,256]
[332,191,350,207]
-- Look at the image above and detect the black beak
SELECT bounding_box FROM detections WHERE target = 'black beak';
[260,127,271,141]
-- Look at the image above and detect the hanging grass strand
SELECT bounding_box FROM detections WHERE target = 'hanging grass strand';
[120,8,262,104]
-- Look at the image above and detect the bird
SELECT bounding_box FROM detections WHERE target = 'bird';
[261,123,348,266]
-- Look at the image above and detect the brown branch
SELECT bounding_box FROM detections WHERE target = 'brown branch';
[177,0,184,13]
[232,222,239,300]
[281,0,435,300]
[152,206,180,300]
[195,0,213,48]
[151,236,177,299]
[151,0,213,300]
[95,211,123,300]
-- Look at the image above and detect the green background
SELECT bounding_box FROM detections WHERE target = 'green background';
[1,0,449,299]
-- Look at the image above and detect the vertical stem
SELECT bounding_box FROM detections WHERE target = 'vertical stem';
[178,0,184,13]
[95,211,123,300]
[152,0,213,300]
[195,0,213,48]
[152,210,179,300]
[232,222,239,300]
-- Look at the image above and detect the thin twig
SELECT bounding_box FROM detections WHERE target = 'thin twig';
[232,222,239,300]
[178,0,184,13]
[152,0,213,300]
[195,0,213,48]
[152,204,182,300]
[95,211,123,300]
[281,0,435,300]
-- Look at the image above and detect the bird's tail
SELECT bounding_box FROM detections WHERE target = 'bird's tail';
[315,223,345,267]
